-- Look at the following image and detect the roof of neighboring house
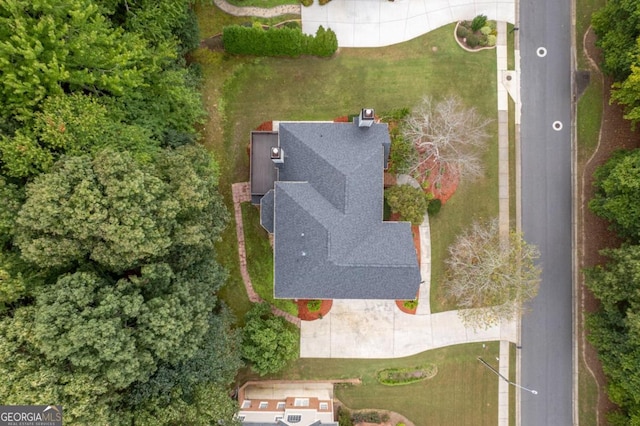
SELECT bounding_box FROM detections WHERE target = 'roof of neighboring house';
[255,121,420,300]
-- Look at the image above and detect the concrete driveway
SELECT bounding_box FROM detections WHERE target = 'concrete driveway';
[302,0,515,47]
[300,299,517,358]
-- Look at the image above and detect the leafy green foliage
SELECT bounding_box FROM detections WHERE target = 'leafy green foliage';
[384,184,429,225]
[585,244,640,423]
[471,14,488,32]
[589,149,640,242]
[0,0,240,423]
[610,42,640,125]
[0,0,155,122]
[377,364,437,386]
[307,299,322,312]
[15,146,227,273]
[0,94,158,178]
[242,302,298,376]
[592,0,640,81]
[223,25,337,57]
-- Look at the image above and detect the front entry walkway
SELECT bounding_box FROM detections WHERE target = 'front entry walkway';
[302,0,515,47]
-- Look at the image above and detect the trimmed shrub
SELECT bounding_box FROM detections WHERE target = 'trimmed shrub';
[318,0,332,4]
[487,34,497,46]
[389,134,418,174]
[222,25,337,57]
[308,25,338,57]
[384,184,429,225]
[352,411,382,424]
[300,0,313,5]
[403,299,418,309]
[427,198,442,215]
[338,407,353,426]
[307,299,321,312]
[465,33,480,48]
[471,14,487,32]
[282,21,301,29]
[456,25,469,39]
[480,25,492,36]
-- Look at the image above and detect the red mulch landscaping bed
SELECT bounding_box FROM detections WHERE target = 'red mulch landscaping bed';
[255,121,274,131]
[416,159,459,204]
[297,299,333,321]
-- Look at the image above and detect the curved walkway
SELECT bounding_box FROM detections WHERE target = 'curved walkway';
[213,0,300,18]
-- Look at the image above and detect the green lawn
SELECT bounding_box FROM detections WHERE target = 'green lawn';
[237,342,501,426]
[241,202,298,316]
[574,0,605,422]
[210,26,498,314]
[195,7,503,423]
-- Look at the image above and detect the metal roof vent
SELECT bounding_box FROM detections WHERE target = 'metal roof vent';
[271,146,284,164]
[358,108,375,128]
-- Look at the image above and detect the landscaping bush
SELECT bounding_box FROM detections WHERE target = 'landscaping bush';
[465,33,480,48]
[389,134,418,174]
[403,299,418,310]
[318,0,332,4]
[487,34,497,47]
[338,407,353,426]
[352,411,382,424]
[307,299,321,312]
[282,21,301,29]
[480,25,492,36]
[308,25,338,57]
[300,0,313,6]
[377,364,438,386]
[427,198,442,216]
[456,25,469,39]
[385,184,429,225]
[471,14,487,32]
[222,25,337,57]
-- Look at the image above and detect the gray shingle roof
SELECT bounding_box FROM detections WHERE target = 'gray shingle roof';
[262,121,420,300]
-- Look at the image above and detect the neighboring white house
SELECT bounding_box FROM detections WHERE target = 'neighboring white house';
[238,381,338,426]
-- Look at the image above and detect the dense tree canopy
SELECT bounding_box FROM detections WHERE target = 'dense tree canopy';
[592,0,640,81]
[0,0,243,423]
[589,149,640,242]
[586,245,640,424]
[242,302,298,376]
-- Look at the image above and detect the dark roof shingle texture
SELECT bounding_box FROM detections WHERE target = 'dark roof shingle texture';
[269,122,420,300]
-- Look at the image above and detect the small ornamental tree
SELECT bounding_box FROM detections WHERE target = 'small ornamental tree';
[445,218,541,329]
[384,184,429,225]
[242,303,298,376]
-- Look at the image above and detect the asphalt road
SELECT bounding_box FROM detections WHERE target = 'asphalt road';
[519,0,574,425]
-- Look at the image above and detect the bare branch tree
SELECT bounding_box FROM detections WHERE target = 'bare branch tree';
[445,218,541,329]
[402,96,492,186]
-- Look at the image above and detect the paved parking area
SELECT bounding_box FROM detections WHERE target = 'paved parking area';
[300,299,516,358]
[302,0,515,47]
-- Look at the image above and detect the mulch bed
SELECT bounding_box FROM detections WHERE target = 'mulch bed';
[580,26,640,422]
[415,158,460,204]
[297,299,333,321]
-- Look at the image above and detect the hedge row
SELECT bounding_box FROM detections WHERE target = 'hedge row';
[222,24,337,57]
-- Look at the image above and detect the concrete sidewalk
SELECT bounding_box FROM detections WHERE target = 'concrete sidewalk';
[302,0,515,47]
